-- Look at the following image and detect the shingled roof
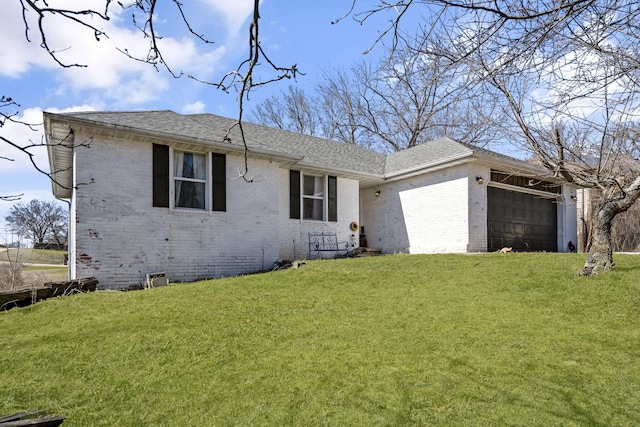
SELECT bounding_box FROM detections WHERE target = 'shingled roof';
[45,110,546,197]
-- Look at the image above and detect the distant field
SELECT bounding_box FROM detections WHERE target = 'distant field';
[0,248,67,265]
[0,248,68,287]
[1,253,639,426]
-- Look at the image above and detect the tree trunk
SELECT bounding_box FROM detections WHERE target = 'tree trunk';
[580,204,615,276]
[580,178,640,276]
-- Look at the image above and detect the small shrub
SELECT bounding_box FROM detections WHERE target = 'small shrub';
[0,266,24,291]
[0,246,29,291]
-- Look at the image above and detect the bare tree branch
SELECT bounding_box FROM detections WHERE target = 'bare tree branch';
[20,0,111,68]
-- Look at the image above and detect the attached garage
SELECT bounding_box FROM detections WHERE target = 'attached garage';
[487,171,560,252]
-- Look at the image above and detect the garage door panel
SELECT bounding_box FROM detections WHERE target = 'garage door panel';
[488,186,557,252]
[505,222,514,234]
[514,223,524,235]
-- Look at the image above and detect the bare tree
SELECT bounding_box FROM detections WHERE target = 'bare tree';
[331,42,501,152]
[17,0,299,97]
[0,96,39,202]
[0,3,115,198]
[316,67,364,145]
[248,85,322,136]
[5,200,68,246]
[0,245,27,291]
[249,71,367,146]
[249,38,502,153]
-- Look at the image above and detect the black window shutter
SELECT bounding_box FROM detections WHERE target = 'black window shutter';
[212,153,226,212]
[328,175,337,222]
[152,143,169,208]
[290,170,301,219]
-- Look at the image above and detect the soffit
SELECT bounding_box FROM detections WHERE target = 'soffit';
[45,116,74,199]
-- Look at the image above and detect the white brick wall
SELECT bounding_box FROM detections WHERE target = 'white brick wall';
[467,163,490,252]
[278,169,360,260]
[73,133,281,289]
[361,164,477,254]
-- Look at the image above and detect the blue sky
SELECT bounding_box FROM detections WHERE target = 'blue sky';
[0,0,416,238]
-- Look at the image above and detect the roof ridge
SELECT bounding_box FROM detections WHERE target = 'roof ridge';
[58,109,176,116]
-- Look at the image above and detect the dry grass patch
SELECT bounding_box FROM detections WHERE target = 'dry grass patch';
[0,249,67,291]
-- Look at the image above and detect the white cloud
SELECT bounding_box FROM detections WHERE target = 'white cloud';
[182,101,207,114]
[198,0,255,36]
[49,12,228,106]
[0,108,47,174]
[526,47,639,128]
[1,1,236,107]
[0,4,55,77]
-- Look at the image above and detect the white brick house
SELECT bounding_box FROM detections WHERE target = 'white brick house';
[45,111,578,289]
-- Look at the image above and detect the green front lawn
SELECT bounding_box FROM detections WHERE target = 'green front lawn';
[1,253,639,426]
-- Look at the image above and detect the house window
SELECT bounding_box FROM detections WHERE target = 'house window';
[303,175,324,220]
[289,170,337,222]
[174,151,207,209]
[152,144,226,211]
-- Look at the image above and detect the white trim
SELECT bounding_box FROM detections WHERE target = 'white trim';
[301,173,326,221]
[488,181,561,199]
[170,147,210,212]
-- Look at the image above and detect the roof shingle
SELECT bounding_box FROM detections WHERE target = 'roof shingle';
[47,110,545,185]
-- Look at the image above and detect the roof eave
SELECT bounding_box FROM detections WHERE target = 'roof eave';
[473,152,562,182]
[383,152,474,182]
[45,112,390,181]
[46,111,307,165]
[294,160,385,184]
[45,114,74,199]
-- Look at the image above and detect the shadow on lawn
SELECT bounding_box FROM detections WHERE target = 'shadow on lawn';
[611,265,640,273]
[612,253,640,273]
[442,356,620,426]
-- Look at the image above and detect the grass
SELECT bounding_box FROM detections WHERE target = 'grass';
[0,248,67,265]
[1,253,639,426]
[20,266,68,285]
[21,265,67,272]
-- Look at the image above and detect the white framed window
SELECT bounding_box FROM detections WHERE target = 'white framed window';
[153,144,226,211]
[303,174,325,220]
[174,150,207,209]
[289,170,337,222]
